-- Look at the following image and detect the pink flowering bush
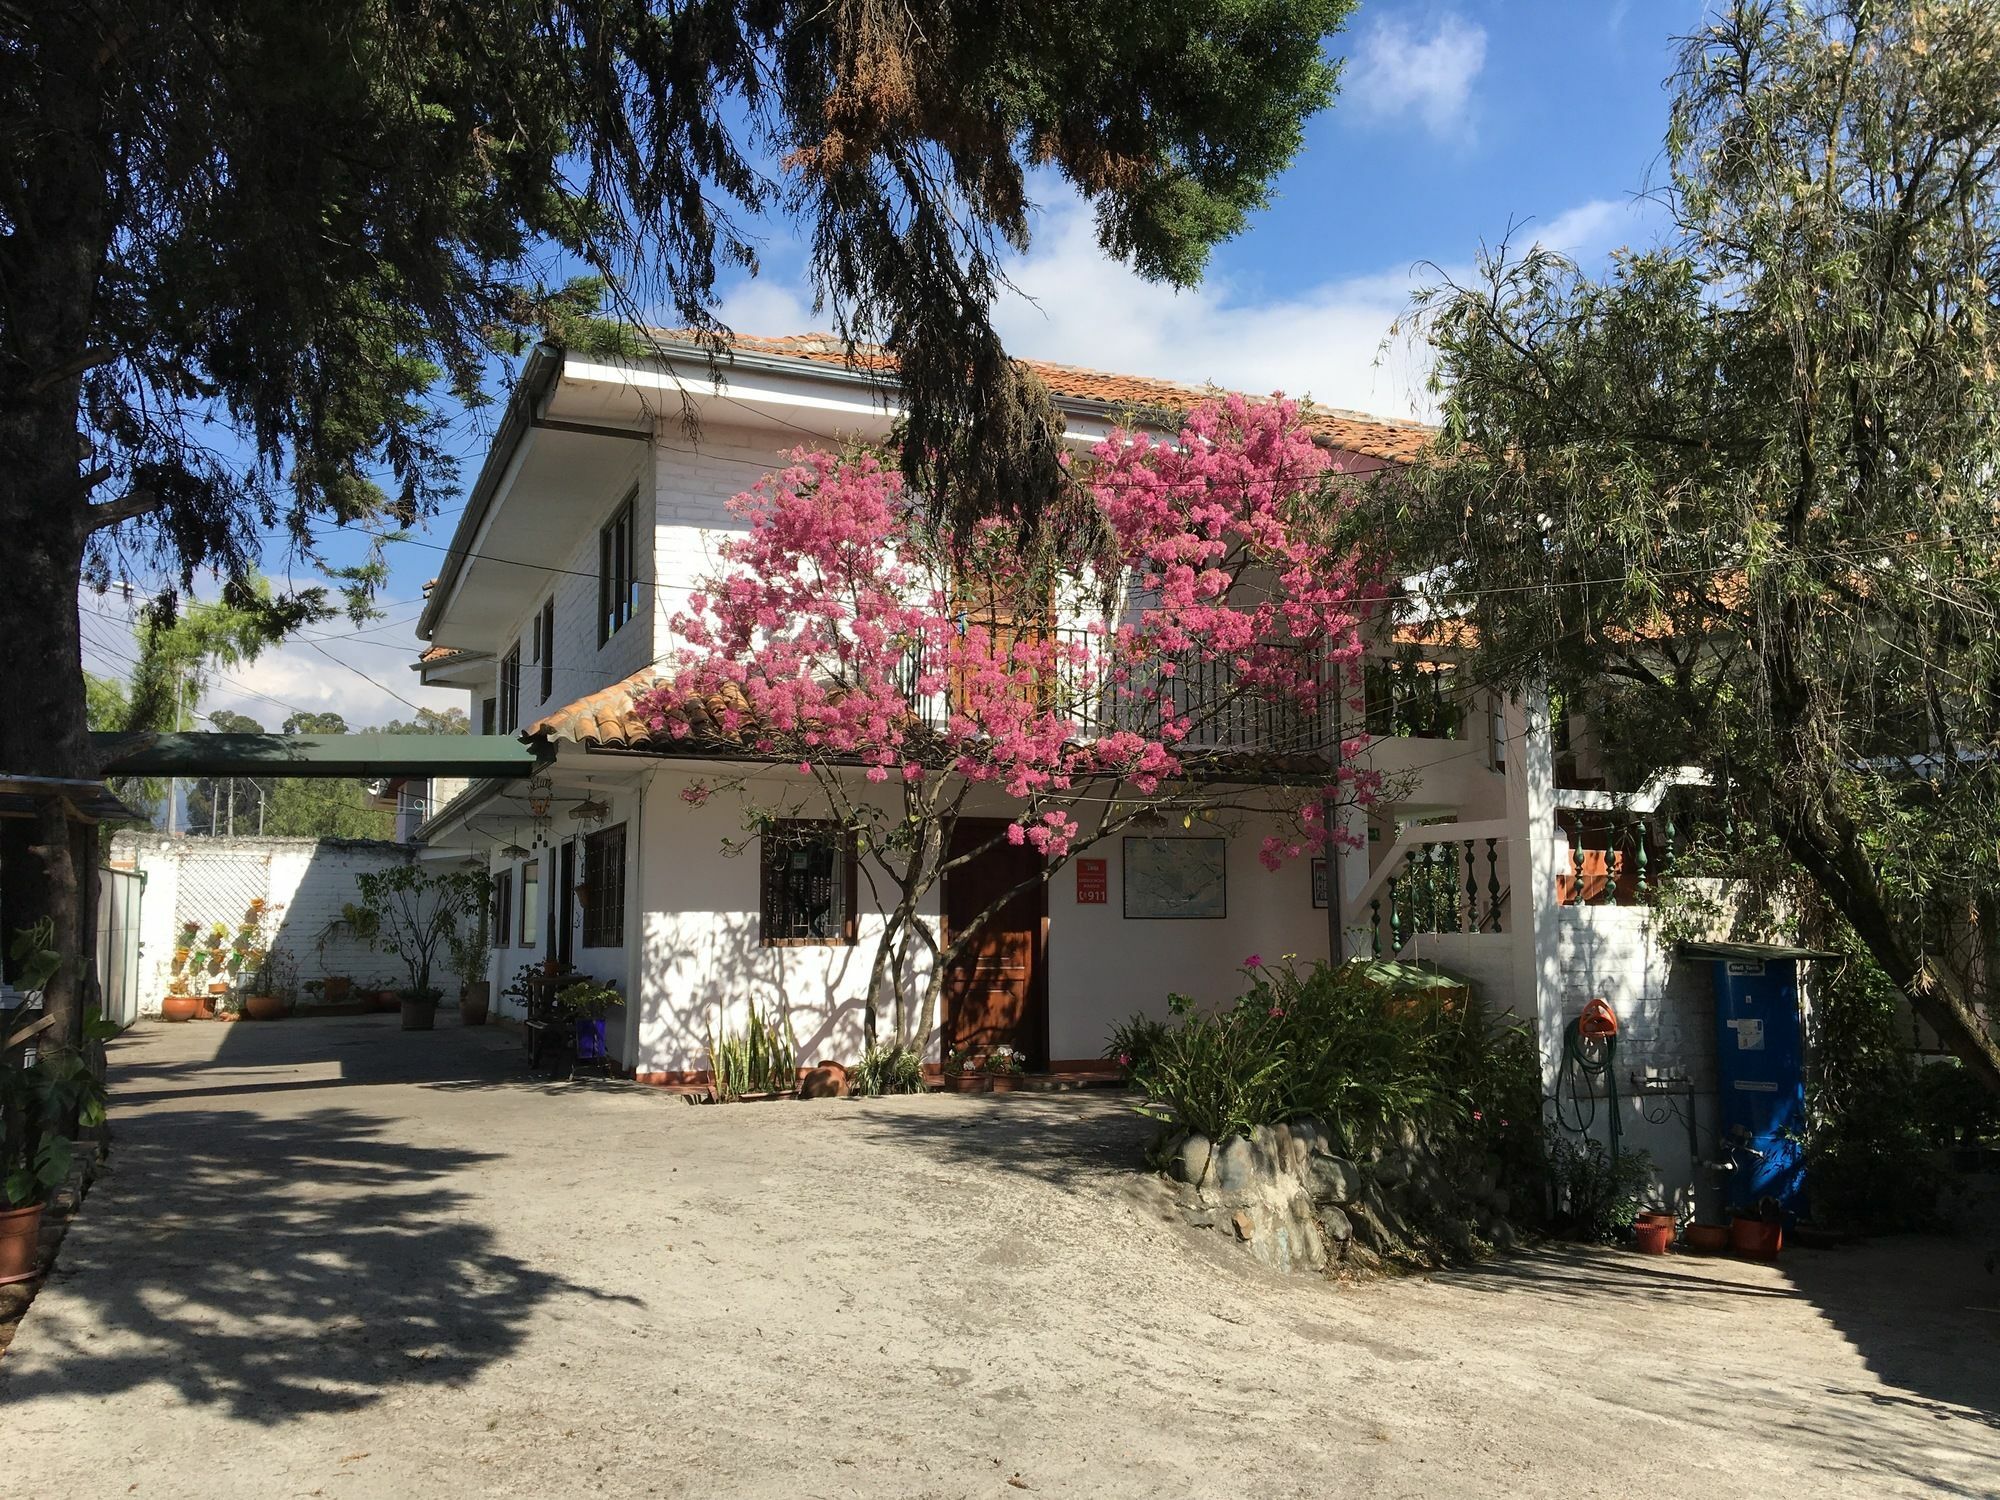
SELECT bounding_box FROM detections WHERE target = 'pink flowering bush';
[633,396,1383,1050]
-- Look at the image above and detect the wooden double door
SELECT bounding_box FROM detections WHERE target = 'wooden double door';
[941,818,1047,1064]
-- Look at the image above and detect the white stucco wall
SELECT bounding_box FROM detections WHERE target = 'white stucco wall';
[1043,823,1334,1064]
[114,834,416,1012]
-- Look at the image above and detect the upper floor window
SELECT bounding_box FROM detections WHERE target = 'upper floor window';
[533,597,555,702]
[599,493,637,645]
[498,644,521,731]
[499,644,522,731]
[759,820,856,946]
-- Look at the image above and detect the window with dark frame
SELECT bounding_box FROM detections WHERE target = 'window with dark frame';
[581,823,626,948]
[534,597,555,702]
[598,493,637,645]
[518,859,539,948]
[493,865,513,951]
[480,697,496,735]
[499,643,521,731]
[759,820,857,946]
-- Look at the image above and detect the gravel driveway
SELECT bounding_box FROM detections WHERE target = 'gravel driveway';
[2,1014,1995,1498]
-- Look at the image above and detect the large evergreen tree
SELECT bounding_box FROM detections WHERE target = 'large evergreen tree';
[1,0,1355,1043]
[1395,0,2000,1086]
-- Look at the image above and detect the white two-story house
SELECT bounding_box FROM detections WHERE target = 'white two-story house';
[414,332,1758,1219]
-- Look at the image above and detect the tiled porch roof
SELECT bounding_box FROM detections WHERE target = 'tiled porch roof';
[662,331,1437,467]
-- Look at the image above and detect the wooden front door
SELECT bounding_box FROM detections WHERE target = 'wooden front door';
[942,818,1046,1063]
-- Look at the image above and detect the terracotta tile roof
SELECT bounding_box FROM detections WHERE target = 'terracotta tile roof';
[528,669,675,750]
[421,644,468,663]
[663,331,1437,467]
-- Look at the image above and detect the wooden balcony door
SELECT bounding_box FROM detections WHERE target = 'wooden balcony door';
[942,818,1047,1064]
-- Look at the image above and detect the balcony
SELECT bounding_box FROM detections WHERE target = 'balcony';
[894,625,1338,761]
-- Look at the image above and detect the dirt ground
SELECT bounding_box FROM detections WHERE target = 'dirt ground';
[1,1014,1996,1499]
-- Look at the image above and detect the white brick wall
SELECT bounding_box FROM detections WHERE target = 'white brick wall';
[114,833,417,1010]
[651,420,798,657]
[1550,903,1723,1217]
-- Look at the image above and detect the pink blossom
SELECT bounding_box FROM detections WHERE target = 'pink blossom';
[1244,954,1263,969]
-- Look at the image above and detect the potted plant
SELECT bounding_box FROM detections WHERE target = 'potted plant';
[449,906,491,1026]
[352,865,492,1034]
[941,1046,988,1093]
[242,948,292,1021]
[983,1045,1028,1093]
[1,931,110,1284]
[1728,1197,1786,1260]
[314,902,379,1002]
[322,974,353,1003]
[160,978,200,1023]
[556,978,620,1063]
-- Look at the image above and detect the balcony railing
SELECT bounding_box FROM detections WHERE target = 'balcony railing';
[895,626,1337,758]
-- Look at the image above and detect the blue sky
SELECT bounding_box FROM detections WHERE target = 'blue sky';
[82,0,1702,730]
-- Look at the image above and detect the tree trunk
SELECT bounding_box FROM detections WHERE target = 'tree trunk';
[0,25,114,1051]
[1775,802,2000,1092]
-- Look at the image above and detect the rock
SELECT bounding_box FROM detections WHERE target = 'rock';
[1287,1117,1332,1160]
[1486,1187,1511,1218]
[1231,1209,1256,1242]
[1212,1136,1264,1194]
[798,1062,848,1099]
[1251,1125,1298,1177]
[1304,1152,1361,1205]
[1372,1150,1410,1188]
[1318,1204,1353,1243]
[1170,1133,1215,1187]
[1181,1205,1218,1229]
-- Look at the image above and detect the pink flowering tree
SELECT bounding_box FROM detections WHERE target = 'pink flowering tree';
[634,394,1384,1056]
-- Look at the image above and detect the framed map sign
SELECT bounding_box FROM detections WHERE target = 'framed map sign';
[1123,837,1227,919]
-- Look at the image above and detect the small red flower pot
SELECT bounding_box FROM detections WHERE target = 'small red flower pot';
[1632,1219,1673,1255]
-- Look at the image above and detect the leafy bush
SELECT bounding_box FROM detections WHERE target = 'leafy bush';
[706,1000,797,1101]
[1913,1060,1999,1148]
[1805,946,1947,1231]
[1545,1135,1653,1242]
[1123,957,1538,1160]
[1103,1012,1170,1089]
[850,1043,925,1097]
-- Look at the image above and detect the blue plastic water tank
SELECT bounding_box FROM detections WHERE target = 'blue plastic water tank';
[1708,953,1808,1215]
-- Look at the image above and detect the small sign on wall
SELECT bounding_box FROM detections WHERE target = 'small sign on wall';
[1075,857,1108,904]
[1310,857,1330,910]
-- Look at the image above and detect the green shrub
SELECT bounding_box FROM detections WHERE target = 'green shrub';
[1124,957,1537,1160]
[1546,1135,1653,1242]
[706,1000,797,1101]
[1913,1060,1999,1148]
[1103,1012,1170,1089]
[850,1043,925,1097]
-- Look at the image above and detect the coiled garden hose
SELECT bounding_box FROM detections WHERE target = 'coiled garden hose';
[1554,1017,1622,1162]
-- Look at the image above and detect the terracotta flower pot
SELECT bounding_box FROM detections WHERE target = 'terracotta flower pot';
[1632,1219,1673,1255]
[323,976,353,1002]
[401,996,437,1031]
[1728,1215,1784,1260]
[941,1073,989,1093]
[0,1202,44,1285]
[461,980,491,1027]
[1682,1222,1729,1255]
[375,989,402,1012]
[986,1073,1023,1093]
[160,995,200,1022]
[244,993,285,1021]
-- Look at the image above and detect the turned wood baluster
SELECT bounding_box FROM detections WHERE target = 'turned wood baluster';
[1464,840,1478,933]
[1486,838,1501,931]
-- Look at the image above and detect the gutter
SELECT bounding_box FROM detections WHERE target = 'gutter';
[416,344,566,642]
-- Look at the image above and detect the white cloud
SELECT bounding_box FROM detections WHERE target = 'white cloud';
[78,587,461,732]
[984,194,1649,422]
[1343,13,1489,141]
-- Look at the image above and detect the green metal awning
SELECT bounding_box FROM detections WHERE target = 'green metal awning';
[1679,941,1841,963]
[90,732,549,780]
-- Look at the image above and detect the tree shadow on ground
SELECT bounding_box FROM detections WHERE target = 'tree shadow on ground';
[0,1105,641,1421]
[1434,1226,2000,1491]
[846,1091,1156,1191]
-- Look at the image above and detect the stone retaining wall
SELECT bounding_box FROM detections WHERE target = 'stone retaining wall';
[1162,1118,1522,1275]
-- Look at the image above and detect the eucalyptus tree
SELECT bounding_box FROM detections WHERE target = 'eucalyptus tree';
[1,0,1355,1040]
[1395,0,2000,1085]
